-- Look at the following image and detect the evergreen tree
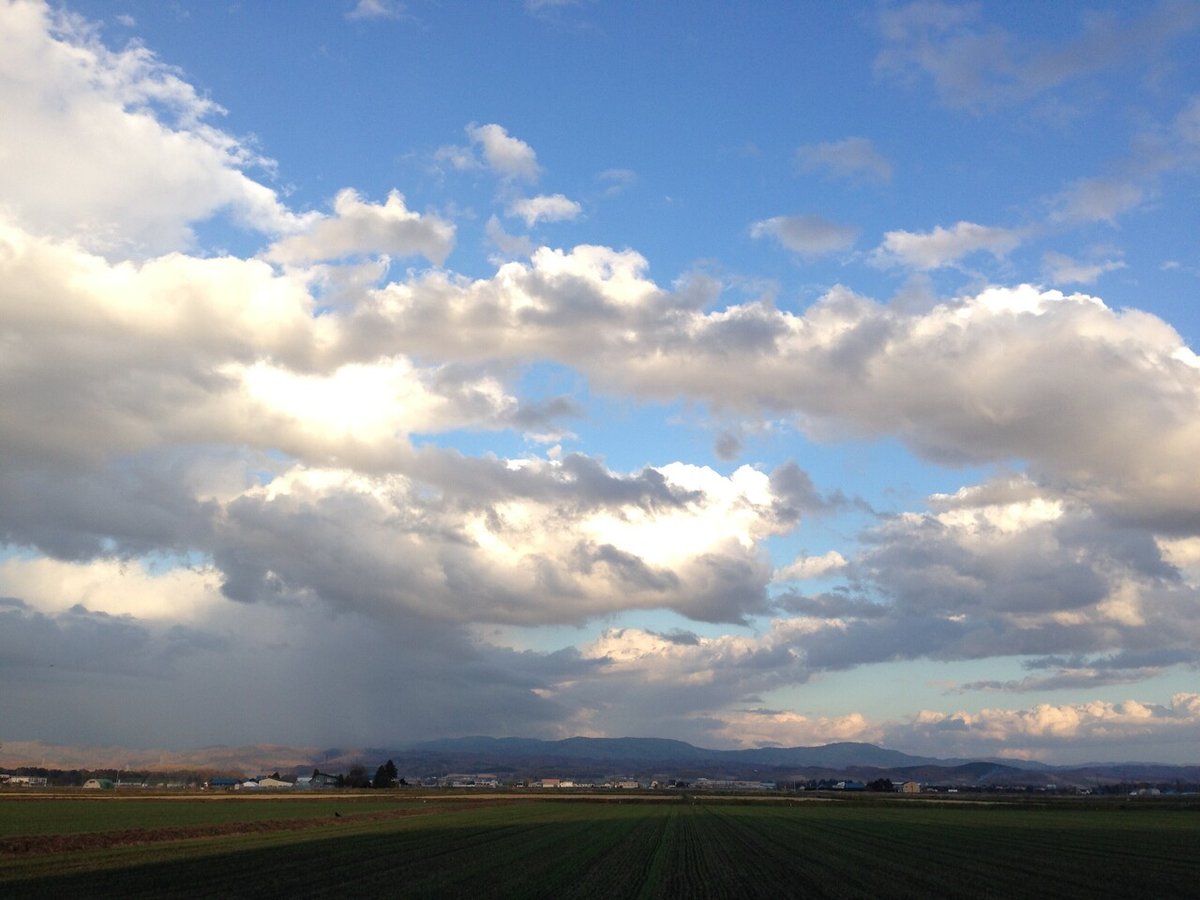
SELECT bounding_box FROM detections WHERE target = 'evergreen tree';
[373,759,398,788]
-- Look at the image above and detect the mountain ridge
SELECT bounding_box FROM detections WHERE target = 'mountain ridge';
[4,736,1198,787]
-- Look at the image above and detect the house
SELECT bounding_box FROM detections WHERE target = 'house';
[900,781,922,794]
[309,771,341,788]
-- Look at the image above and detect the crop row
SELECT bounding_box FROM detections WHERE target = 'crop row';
[2,798,1197,898]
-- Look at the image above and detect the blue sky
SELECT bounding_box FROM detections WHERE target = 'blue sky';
[2,0,1200,766]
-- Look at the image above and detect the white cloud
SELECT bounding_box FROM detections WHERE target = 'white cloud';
[210,458,796,625]
[769,470,1200,681]
[467,122,541,182]
[0,2,305,254]
[6,0,1200,763]
[887,694,1200,762]
[1041,251,1126,285]
[337,254,1200,529]
[346,0,406,21]
[228,358,520,452]
[711,709,877,749]
[795,137,892,184]
[508,193,582,227]
[597,168,637,195]
[873,221,1023,269]
[266,189,455,266]
[750,215,859,258]
[485,215,535,258]
[0,556,222,622]
[432,143,481,173]
[525,0,581,11]
[773,551,847,583]
[1049,177,1146,225]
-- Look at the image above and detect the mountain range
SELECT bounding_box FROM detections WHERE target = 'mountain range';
[4,737,1198,789]
[345,737,1196,789]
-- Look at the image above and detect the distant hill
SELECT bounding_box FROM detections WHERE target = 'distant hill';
[723,741,943,769]
[4,736,1197,788]
[365,736,1200,788]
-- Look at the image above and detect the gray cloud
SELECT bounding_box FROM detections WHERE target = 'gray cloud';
[750,215,859,258]
[3,2,1200,761]
[795,137,893,185]
[0,596,588,748]
[875,1,1200,111]
[208,452,788,626]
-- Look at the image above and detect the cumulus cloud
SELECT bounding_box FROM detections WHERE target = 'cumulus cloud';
[266,190,455,265]
[0,2,306,254]
[773,551,847,583]
[335,253,1200,529]
[760,473,1200,685]
[885,694,1200,762]
[524,622,815,743]
[508,193,582,227]
[873,221,1022,269]
[467,122,542,182]
[213,457,797,626]
[7,0,1200,762]
[750,215,859,258]
[0,556,222,622]
[710,709,877,749]
[14,215,1195,574]
[795,137,892,184]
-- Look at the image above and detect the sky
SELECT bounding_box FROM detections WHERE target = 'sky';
[1,0,1200,766]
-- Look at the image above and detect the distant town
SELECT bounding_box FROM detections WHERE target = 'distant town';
[3,736,1199,796]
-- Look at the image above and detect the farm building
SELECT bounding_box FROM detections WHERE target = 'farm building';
[83,779,114,789]
[900,782,922,794]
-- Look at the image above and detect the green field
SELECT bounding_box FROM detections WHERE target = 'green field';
[0,794,424,837]
[1,793,1197,898]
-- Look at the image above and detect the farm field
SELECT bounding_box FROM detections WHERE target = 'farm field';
[1,793,1198,898]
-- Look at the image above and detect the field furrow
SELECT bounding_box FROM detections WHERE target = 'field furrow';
[1,794,1197,899]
